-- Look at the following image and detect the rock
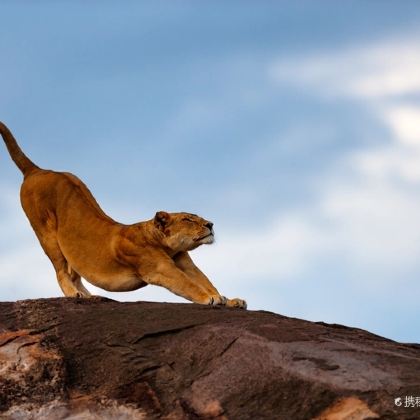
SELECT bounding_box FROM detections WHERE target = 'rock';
[0,298,419,419]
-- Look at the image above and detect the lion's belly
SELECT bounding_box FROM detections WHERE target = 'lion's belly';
[82,270,146,292]
[59,240,145,292]
[56,222,147,292]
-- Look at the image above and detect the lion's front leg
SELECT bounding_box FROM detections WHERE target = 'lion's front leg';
[138,258,224,306]
[173,252,247,309]
[173,252,221,297]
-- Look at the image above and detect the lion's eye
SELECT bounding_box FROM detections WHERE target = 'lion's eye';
[182,217,194,223]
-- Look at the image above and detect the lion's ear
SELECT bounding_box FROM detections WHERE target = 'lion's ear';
[154,211,171,230]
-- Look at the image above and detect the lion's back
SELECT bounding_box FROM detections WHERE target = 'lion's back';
[20,169,115,228]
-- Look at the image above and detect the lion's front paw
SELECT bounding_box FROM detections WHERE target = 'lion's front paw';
[226,298,247,309]
[207,295,227,306]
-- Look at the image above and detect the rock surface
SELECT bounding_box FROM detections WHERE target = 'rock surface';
[0,298,419,419]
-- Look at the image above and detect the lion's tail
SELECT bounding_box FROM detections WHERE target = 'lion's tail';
[0,121,39,175]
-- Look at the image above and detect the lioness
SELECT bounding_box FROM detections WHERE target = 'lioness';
[0,122,246,308]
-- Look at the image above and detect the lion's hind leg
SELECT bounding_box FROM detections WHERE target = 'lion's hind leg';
[67,264,91,298]
[56,264,90,298]
[35,230,91,298]
[22,196,90,298]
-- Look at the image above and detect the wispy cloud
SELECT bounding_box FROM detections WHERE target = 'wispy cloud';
[195,216,325,284]
[269,36,420,99]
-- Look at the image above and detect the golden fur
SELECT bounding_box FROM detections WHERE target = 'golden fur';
[0,122,246,308]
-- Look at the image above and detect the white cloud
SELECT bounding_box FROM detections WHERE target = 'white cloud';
[268,36,420,192]
[382,105,420,146]
[269,37,420,99]
[265,35,420,277]
[333,104,420,185]
[195,172,420,287]
[320,178,420,266]
[352,143,420,183]
[195,216,325,284]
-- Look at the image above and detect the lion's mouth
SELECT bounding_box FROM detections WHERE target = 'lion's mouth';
[196,232,214,242]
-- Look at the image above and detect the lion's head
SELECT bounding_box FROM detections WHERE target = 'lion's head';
[153,211,214,252]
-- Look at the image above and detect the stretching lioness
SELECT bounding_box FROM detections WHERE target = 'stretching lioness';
[0,122,246,308]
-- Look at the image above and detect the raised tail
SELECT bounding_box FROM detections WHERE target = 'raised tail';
[0,121,39,175]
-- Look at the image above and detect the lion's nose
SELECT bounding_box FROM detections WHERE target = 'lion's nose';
[205,222,214,230]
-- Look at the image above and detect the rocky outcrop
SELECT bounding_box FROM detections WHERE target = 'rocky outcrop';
[0,298,419,419]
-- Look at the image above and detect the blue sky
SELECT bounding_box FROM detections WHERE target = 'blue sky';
[1,1,420,342]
